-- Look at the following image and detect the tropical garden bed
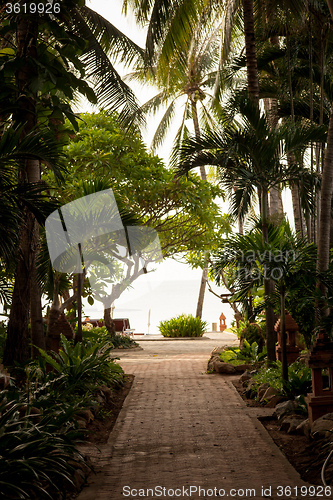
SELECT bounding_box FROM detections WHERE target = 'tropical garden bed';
[82,374,134,446]
[207,315,333,488]
[0,329,137,499]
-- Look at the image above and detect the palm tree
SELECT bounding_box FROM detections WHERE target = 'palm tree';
[128,17,229,319]
[0,0,145,365]
[130,17,222,164]
[0,127,64,365]
[176,95,326,360]
[211,222,317,380]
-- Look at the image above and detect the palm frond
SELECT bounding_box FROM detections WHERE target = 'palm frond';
[145,0,208,65]
[150,98,177,151]
[69,7,144,127]
[81,6,145,66]
[0,127,66,181]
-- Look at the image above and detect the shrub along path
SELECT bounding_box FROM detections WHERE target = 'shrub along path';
[77,333,317,500]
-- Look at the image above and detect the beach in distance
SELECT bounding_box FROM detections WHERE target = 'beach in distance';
[83,260,234,335]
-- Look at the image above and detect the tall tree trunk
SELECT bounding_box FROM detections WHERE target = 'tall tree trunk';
[309,8,315,244]
[30,159,45,356]
[196,267,208,319]
[4,16,39,366]
[269,186,280,216]
[191,96,208,319]
[262,187,276,363]
[290,183,305,236]
[317,102,333,303]
[4,210,37,365]
[190,98,206,181]
[74,267,83,344]
[243,0,275,361]
[263,94,283,220]
[242,0,259,101]
[30,250,45,358]
[280,284,288,383]
[104,307,116,337]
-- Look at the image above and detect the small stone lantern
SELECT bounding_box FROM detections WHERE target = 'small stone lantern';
[305,329,333,424]
[219,313,227,332]
[274,311,300,364]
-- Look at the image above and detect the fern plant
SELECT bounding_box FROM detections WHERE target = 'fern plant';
[35,334,124,392]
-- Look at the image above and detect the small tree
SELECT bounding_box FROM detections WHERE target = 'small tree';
[211,221,317,381]
[41,113,225,335]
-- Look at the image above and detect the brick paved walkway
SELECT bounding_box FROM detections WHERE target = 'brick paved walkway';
[78,334,318,500]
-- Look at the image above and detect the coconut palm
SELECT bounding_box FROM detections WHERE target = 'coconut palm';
[126,12,233,319]
[176,94,326,360]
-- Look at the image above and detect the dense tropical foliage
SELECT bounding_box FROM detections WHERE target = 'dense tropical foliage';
[2,0,333,493]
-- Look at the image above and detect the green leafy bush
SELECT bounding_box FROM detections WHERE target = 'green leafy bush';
[220,340,267,365]
[240,323,265,351]
[252,360,312,398]
[283,361,312,398]
[81,326,138,349]
[0,332,129,498]
[110,333,138,348]
[231,320,266,349]
[158,314,207,337]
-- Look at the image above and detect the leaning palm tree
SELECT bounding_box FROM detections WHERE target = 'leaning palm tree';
[176,94,326,360]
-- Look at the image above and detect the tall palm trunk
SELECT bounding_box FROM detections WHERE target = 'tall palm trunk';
[30,241,46,357]
[290,183,305,237]
[317,102,333,302]
[243,0,275,361]
[263,98,283,218]
[242,0,259,101]
[191,97,208,319]
[4,16,40,366]
[261,189,276,362]
[280,284,288,383]
[316,1,333,311]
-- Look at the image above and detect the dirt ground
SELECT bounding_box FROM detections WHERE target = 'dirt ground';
[84,374,134,445]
